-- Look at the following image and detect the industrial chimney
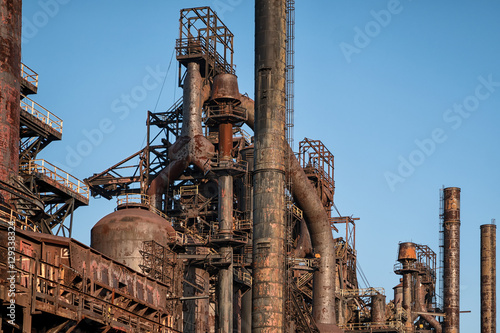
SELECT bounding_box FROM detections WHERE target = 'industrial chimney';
[480,223,496,333]
[442,187,460,333]
[0,0,22,203]
[252,0,287,331]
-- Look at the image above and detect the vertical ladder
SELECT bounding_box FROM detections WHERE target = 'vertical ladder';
[438,186,445,315]
[285,0,296,330]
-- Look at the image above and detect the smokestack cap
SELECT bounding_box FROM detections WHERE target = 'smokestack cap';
[210,73,241,103]
[398,242,417,262]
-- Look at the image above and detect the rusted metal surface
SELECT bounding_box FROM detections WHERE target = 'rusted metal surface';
[91,207,176,272]
[244,80,339,332]
[393,281,403,310]
[480,223,496,333]
[253,0,287,332]
[218,174,234,332]
[397,242,417,261]
[0,0,21,202]
[371,294,386,325]
[415,274,442,333]
[148,62,214,209]
[242,287,252,333]
[395,243,417,331]
[0,224,181,332]
[443,187,460,333]
[211,73,241,102]
[176,7,235,82]
[219,123,234,159]
[402,272,412,331]
[184,248,211,333]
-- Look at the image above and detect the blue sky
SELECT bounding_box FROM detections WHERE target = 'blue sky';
[20,1,500,331]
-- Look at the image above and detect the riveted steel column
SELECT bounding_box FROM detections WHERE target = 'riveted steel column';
[443,187,460,333]
[253,0,286,332]
[480,224,496,333]
[0,0,22,202]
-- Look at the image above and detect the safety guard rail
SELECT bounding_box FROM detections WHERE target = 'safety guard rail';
[20,94,63,134]
[21,159,89,199]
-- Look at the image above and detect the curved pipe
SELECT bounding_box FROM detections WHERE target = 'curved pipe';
[416,275,442,333]
[292,218,313,258]
[243,96,339,328]
[147,62,214,209]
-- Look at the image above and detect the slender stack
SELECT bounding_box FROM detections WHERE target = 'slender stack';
[443,187,461,333]
[253,0,287,331]
[480,223,496,333]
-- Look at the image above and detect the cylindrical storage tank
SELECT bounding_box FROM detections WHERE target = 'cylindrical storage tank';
[371,294,386,325]
[480,223,496,333]
[397,242,417,262]
[91,207,176,272]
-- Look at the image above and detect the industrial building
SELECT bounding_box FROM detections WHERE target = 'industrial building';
[0,1,497,332]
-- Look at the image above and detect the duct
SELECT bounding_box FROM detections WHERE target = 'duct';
[415,274,442,333]
[147,62,214,209]
[480,223,496,333]
[244,67,339,333]
[0,0,22,202]
[443,187,460,333]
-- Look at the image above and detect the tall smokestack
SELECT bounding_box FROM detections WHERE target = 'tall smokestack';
[253,0,287,331]
[443,187,460,333]
[0,0,22,203]
[480,223,496,333]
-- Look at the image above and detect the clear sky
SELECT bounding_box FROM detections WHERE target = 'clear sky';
[20,1,500,331]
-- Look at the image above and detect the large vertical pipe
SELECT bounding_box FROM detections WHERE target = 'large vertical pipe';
[402,272,413,329]
[480,224,496,333]
[443,187,460,333]
[253,0,286,332]
[218,173,233,332]
[240,147,253,333]
[0,0,22,203]
[242,92,339,330]
[148,62,205,209]
[217,114,234,332]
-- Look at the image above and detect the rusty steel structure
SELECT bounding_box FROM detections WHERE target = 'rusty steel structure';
[0,2,497,333]
[480,223,496,333]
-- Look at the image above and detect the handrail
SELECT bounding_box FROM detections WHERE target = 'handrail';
[288,203,303,220]
[116,193,171,221]
[21,63,39,87]
[20,94,63,134]
[338,321,404,332]
[116,193,150,207]
[21,159,89,199]
[0,208,39,233]
[338,287,385,298]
